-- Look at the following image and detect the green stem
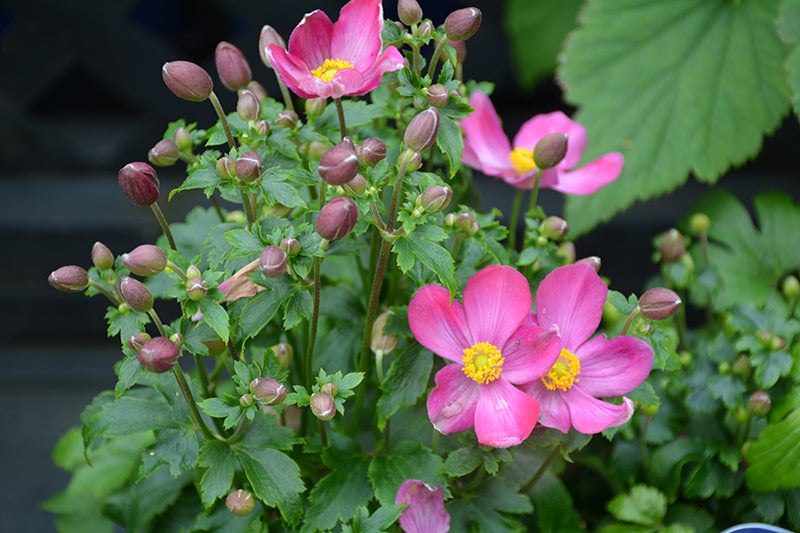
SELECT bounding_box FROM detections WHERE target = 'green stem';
[527,168,544,217]
[508,189,525,251]
[620,307,641,336]
[275,73,295,113]
[193,353,210,397]
[147,309,168,337]
[318,419,329,448]
[208,91,237,152]
[227,416,249,443]
[426,38,447,80]
[150,202,176,251]
[522,445,560,493]
[88,280,121,306]
[334,97,347,141]
[305,255,324,391]
[640,414,651,473]
[166,261,187,281]
[449,233,465,261]
[240,190,256,226]
[171,364,218,441]
[210,193,226,222]
[375,349,385,383]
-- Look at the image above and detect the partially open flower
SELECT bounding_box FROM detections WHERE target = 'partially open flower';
[318,137,360,185]
[137,337,180,373]
[162,61,213,102]
[443,7,482,41]
[122,245,167,276]
[316,196,358,240]
[119,276,153,313]
[215,41,252,91]
[48,266,89,292]
[118,162,160,206]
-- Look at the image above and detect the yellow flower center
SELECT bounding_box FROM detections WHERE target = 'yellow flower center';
[541,348,581,391]
[311,58,355,82]
[462,342,504,384]
[509,147,537,176]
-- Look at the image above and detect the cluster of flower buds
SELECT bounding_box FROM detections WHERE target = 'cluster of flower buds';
[316,197,358,241]
[446,211,480,236]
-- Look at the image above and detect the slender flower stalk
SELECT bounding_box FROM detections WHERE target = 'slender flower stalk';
[334,97,347,140]
[150,202,177,250]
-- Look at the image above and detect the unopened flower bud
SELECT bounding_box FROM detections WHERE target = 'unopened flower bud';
[236,151,263,183]
[237,89,261,122]
[316,196,358,240]
[454,212,474,233]
[371,310,398,355]
[320,382,338,396]
[444,213,457,227]
[239,393,254,407]
[271,343,293,369]
[639,288,681,320]
[448,40,467,63]
[217,156,237,180]
[417,185,452,213]
[186,277,207,301]
[122,244,167,276]
[260,245,288,277]
[425,84,449,107]
[771,336,787,351]
[128,332,151,352]
[308,141,330,159]
[398,0,423,26]
[162,61,213,102]
[660,229,685,262]
[148,139,179,167]
[576,256,602,272]
[119,276,153,313]
[247,80,269,101]
[280,237,301,256]
[748,391,771,417]
[174,127,193,152]
[444,7,482,41]
[418,20,434,38]
[92,242,114,270]
[555,241,576,264]
[358,138,387,167]
[690,212,711,233]
[118,162,160,206]
[783,275,800,299]
[318,137,359,185]
[398,150,422,172]
[170,333,183,348]
[215,41,251,91]
[276,110,299,128]
[249,377,287,405]
[254,119,270,136]
[731,355,752,378]
[343,174,369,195]
[48,265,89,292]
[259,25,286,68]
[185,265,201,278]
[137,337,179,373]
[305,97,327,116]
[226,489,255,517]
[404,107,440,153]
[310,391,336,420]
[539,216,570,239]
[533,133,568,170]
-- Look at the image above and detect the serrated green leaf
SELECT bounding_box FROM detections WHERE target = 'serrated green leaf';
[436,114,463,178]
[779,0,800,119]
[648,438,706,498]
[752,491,786,523]
[393,234,456,292]
[377,346,433,429]
[368,440,446,506]
[707,374,746,409]
[140,427,200,478]
[283,288,313,330]
[239,282,291,340]
[115,355,142,396]
[235,446,304,527]
[198,440,237,507]
[104,466,190,530]
[441,446,483,478]
[225,228,263,255]
[448,477,532,533]
[607,484,667,526]
[89,392,182,437]
[350,504,403,533]
[560,0,790,234]
[199,397,243,429]
[746,408,800,491]
[198,298,230,343]
[261,177,305,209]
[530,474,582,533]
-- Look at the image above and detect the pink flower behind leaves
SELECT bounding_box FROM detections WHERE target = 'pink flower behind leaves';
[408,265,560,447]
[461,90,624,195]
[395,479,450,533]
[518,263,654,434]
[265,0,405,99]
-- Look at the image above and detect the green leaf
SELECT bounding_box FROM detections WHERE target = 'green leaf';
[393,233,457,292]
[752,491,786,523]
[779,0,800,120]
[115,355,142,396]
[448,477,532,533]
[349,504,403,533]
[607,484,667,526]
[530,474,583,533]
[104,466,191,531]
[560,0,790,234]
[105,306,148,343]
[441,446,483,478]
[377,346,433,429]
[436,114,463,178]
[224,228,263,255]
[647,438,706,497]
[198,298,230,342]
[707,374,746,409]
[235,446,304,527]
[746,408,800,491]
[199,397,243,430]
[238,282,292,340]
[89,391,182,437]
[140,427,200,478]
[368,440,446,506]
[198,440,237,507]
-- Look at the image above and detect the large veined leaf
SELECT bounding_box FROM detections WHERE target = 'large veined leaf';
[779,0,800,120]
[557,0,790,234]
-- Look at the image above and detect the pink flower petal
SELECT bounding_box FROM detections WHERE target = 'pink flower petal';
[353,45,405,95]
[427,364,479,435]
[565,386,635,434]
[474,378,540,447]
[535,263,607,352]
[287,10,333,69]
[461,91,515,177]
[396,480,450,533]
[519,380,572,433]
[332,0,383,70]
[266,46,317,99]
[409,284,470,363]
[463,265,531,347]
[550,152,624,196]
[574,334,653,398]
[513,111,587,170]
[500,326,561,384]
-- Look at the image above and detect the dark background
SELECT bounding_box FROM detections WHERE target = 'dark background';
[1,0,798,531]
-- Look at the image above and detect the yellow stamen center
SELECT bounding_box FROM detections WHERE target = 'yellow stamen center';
[541,348,581,391]
[509,147,537,176]
[311,58,355,82]
[462,342,504,384]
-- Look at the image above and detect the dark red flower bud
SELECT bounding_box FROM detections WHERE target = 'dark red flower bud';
[118,162,160,206]
[215,41,251,91]
[416,185,452,213]
[398,0,423,25]
[186,276,207,301]
[533,133,568,170]
[318,137,359,185]
[48,265,89,292]
[92,242,114,270]
[247,80,269,102]
[259,25,286,68]
[122,244,167,276]
[310,391,336,420]
[275,110,299,128]
[249,377,287,405]
[226,489,255,517]
[162,61,213,102]
[539,216,570,239]
[137,337,179,373]
[748,391,771,417]
[639,287,682,321]
[236,89,261,122]
[454,212,474,233]
[316,196,358,240]
[235,151,263,183]
[128,332,151,352]
[148,139,179,167]
[425,84,449,107]
[343,174,368,196]
[660,229,686,262]
[576,256,602,272]
[444,7,482,41]
[404,107,440,153]
[216,156,237,180]
[119,276,153,313]
[358,138,387,167]
[260,245,288,277]
[280,237,301,256]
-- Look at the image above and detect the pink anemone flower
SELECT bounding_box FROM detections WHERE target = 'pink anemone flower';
[408,265,560,447]
[395,479,450,533]
[264,0,405,99]
[461,90,624,194]
[518,263,654,434]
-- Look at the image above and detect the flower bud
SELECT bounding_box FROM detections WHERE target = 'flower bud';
[254,119,270,136]
[731,355,752,378]
[454,212,474,233]
[280,237,301,256]
[398,0,422,26]
[639,288,681,320]
[308,141,329,159]
[448,40,467,63]
[771,336,787,351]
[425,84,449,107]
[235,151,263,183]
[371,310,398,355]
[276,110,299,128]
[690,212,711,233]
[128,332,151,352]
[186,276,207,301]
[185,265,201,278]
[271,343,293,369]
[748,391,771,417]
[122,244,167,276]
[555,241,576,264]
[533,133,568,170]
[305,97,327,116]
[443,7,482,41]
[118,162,160,206]
[162,61,213,102]
[249,79,269,99]
[215,41,252,91]
[226,489,255,517]
[316,196,358,240]
[398,150,422,172]
[358,138,387,167]
[174,127,193,152]
[119,276,154,313]
[404,107,440,153]
[260,245,288,277]
[418,21,434,38]
[259,25,286,68]
[91,242,114,270]
[318,137,359,185]
[343,174,369,196]
[249,377,287,405]
[576,256,601,272]
[148,139,179,167]
[239,393,255,407]
[320,382,338,396]
[539,216,570,239]
[310,391,336,420]
[659,229,685,262]
[137,337,179,373]
[48,266,89,292]
[783,275,800,299]
[444,213,457,227]
[170,333,183,348]
[216,156,237,180]
[416,185,452,213]
[236,89,261,122]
